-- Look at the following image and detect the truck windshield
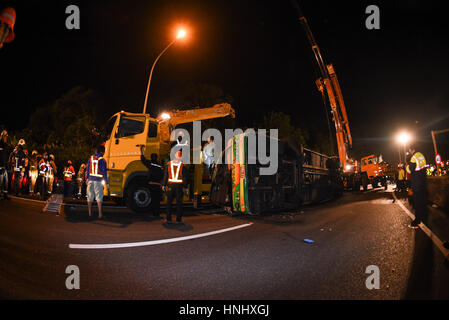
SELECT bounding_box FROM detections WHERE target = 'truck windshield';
[116,117,145,138]
[105,115,117,139]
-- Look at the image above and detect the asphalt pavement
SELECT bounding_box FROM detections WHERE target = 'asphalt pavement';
[1,186,448,299]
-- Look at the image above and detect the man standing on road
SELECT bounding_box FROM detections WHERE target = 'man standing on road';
[76,163,87,199]
[28,150,39,194]
[396,163,406,192]
[86,145,108,219]
[9,139,28,196]
[161,150,187,224]
[139,146,163,216]
[0,130,10,200]
[407,146,428,229]
[63,160,76,198]
[48,154,57,195]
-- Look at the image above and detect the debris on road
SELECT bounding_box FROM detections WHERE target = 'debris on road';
[42,194,64,215]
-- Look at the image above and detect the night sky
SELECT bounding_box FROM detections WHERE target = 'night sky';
[1,0,448,163]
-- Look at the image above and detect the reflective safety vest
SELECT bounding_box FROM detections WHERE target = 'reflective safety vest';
[410,152,427,171]
[39,160,48,176]
[398,168,405,180]
[89,156,104,178]
[168,160,183,183]
[63,166,75,181]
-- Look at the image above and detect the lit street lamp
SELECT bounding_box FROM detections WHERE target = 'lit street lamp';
[142,29,187,115]
[395,131,412,164]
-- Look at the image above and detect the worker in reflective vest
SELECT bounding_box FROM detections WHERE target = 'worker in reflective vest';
[28,150,38,194]
[86,145,108,219]
[396,163,406,192]
[63,160,76,197]
[162,150,187,224]
[48,154,57,194]
[36,153,49,197]
[407,146,428,228]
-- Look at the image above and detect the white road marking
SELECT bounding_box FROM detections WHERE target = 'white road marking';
[8,195,46,204]
[392,192,449,261]
[69,223,253,249]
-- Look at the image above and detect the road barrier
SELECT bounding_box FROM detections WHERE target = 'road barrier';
[427,176,449,212]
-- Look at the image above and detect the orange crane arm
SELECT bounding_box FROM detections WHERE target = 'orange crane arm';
[292,0,352,170]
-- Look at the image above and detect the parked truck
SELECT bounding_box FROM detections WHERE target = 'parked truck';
[101,103,235,213]
[351,154,393,191]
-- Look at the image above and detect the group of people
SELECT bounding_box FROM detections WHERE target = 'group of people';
[395,145,429,229]
[0,130,89,201]
[1,127,217,225]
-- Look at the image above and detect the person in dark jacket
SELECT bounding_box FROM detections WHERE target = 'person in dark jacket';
[139,146,163,216]
[9,139,28,196]
[407,146,428,228]
[0,130,10,199]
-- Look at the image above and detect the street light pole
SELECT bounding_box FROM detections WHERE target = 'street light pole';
[142,28,187,115]
[142,38,178,115]
[431,128,449,176]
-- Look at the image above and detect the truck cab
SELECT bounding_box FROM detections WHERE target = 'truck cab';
[358,154,389,190]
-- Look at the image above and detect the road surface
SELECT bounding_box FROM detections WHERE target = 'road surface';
[1,187,448,299]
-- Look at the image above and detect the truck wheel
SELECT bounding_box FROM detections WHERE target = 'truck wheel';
[127,183,153,213]
[362,173,368,191]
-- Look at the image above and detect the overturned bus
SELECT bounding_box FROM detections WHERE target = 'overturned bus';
[210,132,343,214]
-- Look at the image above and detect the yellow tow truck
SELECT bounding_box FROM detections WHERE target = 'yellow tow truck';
[102,103,235,213]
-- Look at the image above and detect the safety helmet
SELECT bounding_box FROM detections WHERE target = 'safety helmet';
[1,130,7,138]
[18,138,25,146]
[67,160,72,165]
[0,7,16,43]
[80,163,86,169]
[32,150,38,156]
[50,154,55,160]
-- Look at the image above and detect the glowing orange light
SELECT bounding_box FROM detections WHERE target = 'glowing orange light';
[176,29,186,39]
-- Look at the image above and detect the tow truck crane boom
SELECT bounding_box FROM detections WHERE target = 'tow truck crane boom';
[292,1,352,171]
[157,103,235,142]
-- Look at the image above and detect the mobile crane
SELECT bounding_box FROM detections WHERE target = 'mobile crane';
[293,2,390,191]
[103,103,235,213]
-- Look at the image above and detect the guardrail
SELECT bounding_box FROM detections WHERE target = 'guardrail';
[427,176,449,212]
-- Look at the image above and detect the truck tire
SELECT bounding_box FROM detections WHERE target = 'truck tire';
[382,178,387,190]
[126,183,153,213]
[362,173,368,191]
